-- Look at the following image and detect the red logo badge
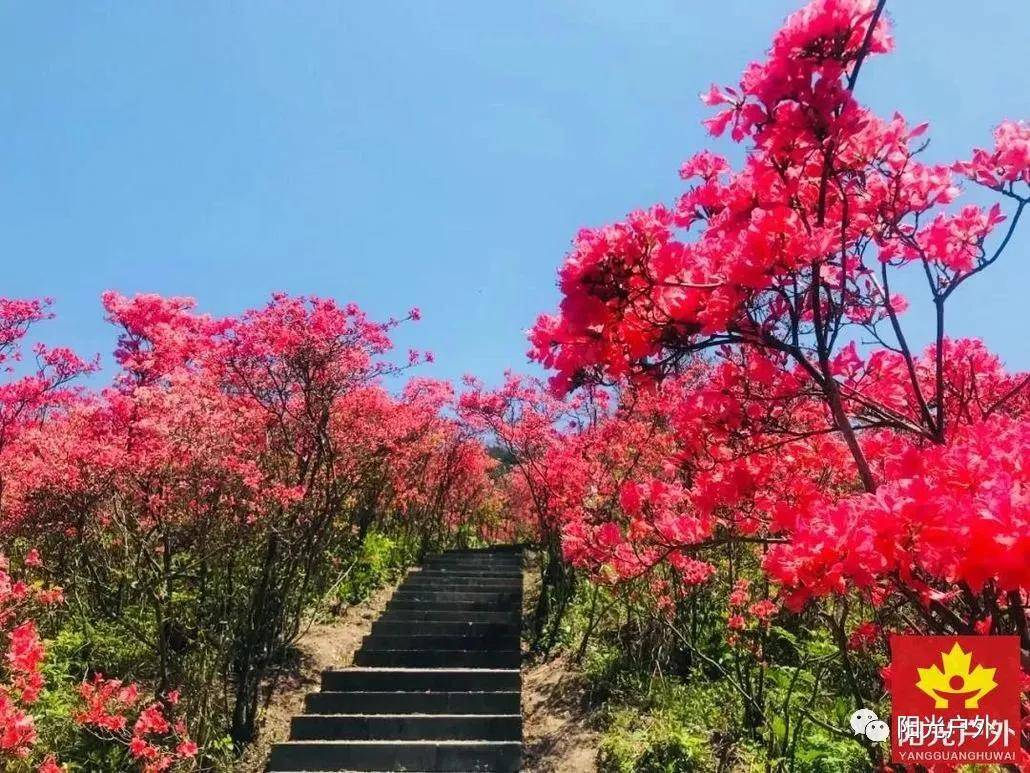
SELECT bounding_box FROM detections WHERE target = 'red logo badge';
[890,635,1020,765]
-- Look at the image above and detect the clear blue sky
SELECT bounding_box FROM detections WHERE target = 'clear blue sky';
[1,1,1027,386]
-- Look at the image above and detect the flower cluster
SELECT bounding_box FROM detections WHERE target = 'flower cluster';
[0,553,62,762]
[76,677,197,773]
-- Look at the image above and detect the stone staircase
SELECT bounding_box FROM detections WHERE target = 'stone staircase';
[267,547,523,772]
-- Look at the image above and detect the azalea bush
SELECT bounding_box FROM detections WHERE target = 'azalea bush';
[0,292,497,768]
[485,0,1029,768]
[1,550,64,765]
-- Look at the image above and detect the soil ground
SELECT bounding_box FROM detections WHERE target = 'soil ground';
[520,555,600,772]
[521,654,601,772]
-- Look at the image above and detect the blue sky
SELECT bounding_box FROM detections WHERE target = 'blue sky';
[1,1,1027,387]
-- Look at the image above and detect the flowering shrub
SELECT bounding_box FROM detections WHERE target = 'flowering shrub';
[0,292,497,765]
[509,0,1028,767]
[1,552,60,763]
[75,677,196,773]
[1,550,199,773]
[526,0,1028,632]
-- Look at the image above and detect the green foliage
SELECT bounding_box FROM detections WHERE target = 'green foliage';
[201,734,237,771]
[333,530,416,605]
[599,710,714,773]
[597,728,638,773]
[587,638,753,772]
[790,729,869,773]
[28,628,141,772]
[542,568,881,773]
[636,726,712,773]
[47,619,154,680]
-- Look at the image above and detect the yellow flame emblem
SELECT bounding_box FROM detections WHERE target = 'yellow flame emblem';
[916,642,997,709]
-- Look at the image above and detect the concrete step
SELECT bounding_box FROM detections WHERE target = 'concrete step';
[321,668,521,693]
[390,590,520,604]
[389,591,520,603]
[395,584,521,594]
[361,634,518,651]
[304,691,521,715]
[290,714,522,741]
[422,560,519,564]
[420,560,519,564]
[354,650,521,669]
[402,577,522,589]
[371,620,520,637]
[386,600,520,614]
[377,609,519,624]
[395,586,521,598]
[400,584,521,594]
[411,565,522,574]
[403,573,521,583]
[415,565,522,573]
[428,552,521,558]
[267,740,521,771]
[439,553,521,559]
[418,567,521,575]
[407,572,523,582]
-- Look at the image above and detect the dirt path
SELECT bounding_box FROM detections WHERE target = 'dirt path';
[236,581,399,773]
[521,655,600,772]
[519,561,599,772]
